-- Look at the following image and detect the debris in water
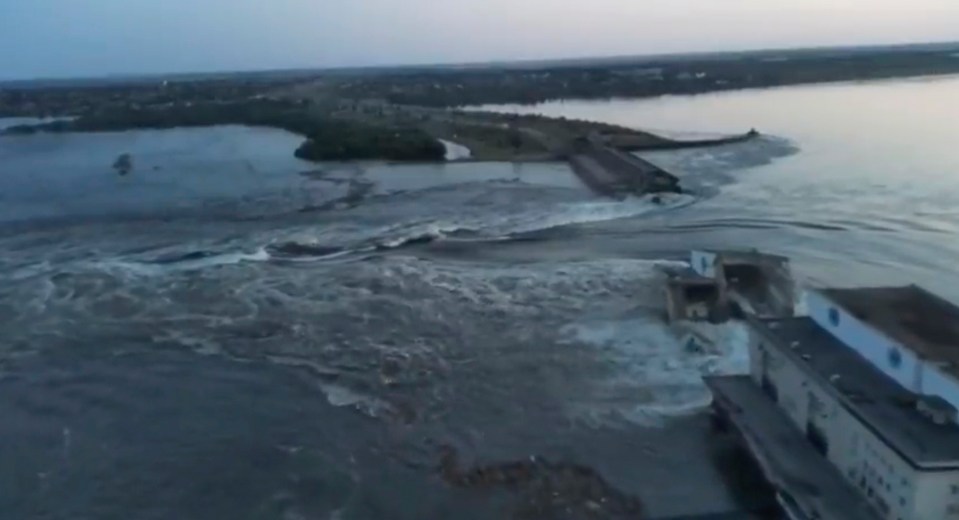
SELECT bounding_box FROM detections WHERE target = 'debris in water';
[113,153,133,176]
[438,445,645,519]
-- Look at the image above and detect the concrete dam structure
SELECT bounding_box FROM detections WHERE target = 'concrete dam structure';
[567,136,682,198]
[655,249,959,520]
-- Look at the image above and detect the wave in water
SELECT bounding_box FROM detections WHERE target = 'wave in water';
[360,192,695,251]
[94,248,271,276]
[563,316,750,427]
[266,242,348,259]
[11,179,698,283]
[1,239,741,440]
[116,192,698,270]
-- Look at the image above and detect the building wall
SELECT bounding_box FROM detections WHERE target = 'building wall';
[690,250,717,278]
[748,326,838,442]
[809,290,959,415]
[748,324,959,520]
[836,408,922,520]
[913,471,959,520]
[665,287,682,323]
[807,291,922,393]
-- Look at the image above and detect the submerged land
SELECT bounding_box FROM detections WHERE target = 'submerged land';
[3,41,959,170]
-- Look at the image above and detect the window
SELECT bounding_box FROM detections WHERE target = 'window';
[877,496,890,514]
[900,497,906,507]
[829,307,841,327]
[952,484,959,495]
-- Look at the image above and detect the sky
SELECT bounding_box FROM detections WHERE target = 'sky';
[1,0,959,79]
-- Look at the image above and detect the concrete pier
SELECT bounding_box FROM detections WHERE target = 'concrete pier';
[568,138,681,198]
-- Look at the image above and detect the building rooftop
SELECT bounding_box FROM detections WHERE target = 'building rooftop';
[667,266,717,285]
[820,285,959,376]
[751,316,959,468]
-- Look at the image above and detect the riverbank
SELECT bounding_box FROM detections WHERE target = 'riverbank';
[4,41,958,165]
[314,43,959,108]
[1,100,447,162]
[2,95,755,165]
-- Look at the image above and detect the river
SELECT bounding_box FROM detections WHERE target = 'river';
[1,75,958,519]
[474,75,959,297]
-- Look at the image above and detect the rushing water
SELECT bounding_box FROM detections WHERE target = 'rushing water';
[2,76,958,519]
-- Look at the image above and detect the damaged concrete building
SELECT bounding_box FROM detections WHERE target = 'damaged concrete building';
[708,285,959,520]
[664,249,797,323]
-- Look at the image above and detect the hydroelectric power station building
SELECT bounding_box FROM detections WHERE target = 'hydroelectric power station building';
[687,250,959,520]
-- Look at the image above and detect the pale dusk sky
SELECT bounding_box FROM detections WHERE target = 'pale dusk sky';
[1,0,958,79]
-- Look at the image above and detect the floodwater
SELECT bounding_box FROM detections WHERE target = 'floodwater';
[2,75,958,519]
[476,75,959,296]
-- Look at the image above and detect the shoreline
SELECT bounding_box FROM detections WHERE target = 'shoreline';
[1,101,757,165]
[458,70,959,112]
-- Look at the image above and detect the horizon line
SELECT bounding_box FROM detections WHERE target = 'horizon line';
[3,38,959,85]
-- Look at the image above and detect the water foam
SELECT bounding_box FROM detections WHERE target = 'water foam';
[363,191,694,252]
[72,180,695,275]
[264,355,393,418]
[483,193,694,236]
[372,222,462,249]
[439,139,473,161]
[564,314,750,427]
[93,247,271,276]
[6,261,54,281]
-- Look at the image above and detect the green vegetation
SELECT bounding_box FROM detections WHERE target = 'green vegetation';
[4,100,446,162]
[293,124,445,161]
[314,48,959,107]
[5,100,313,135]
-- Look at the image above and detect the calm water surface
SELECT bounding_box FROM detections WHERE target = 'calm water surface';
[2,76,958,519]
[478,75,959,296]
